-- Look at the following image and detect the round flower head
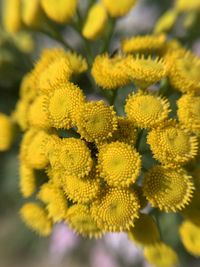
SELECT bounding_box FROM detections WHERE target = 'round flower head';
[144,242,179,267]
[168,52,200,95]
[102,0,137,17]
[154,9,178,34]
[175,0,200,12]
[143,165,194,212]
[20,202,52,236]
[125,91,170,129]
[55,138,93,178]
[46,167,64,188]
[28,95,51,129]
[179,220,200,256]
[76,100,117,142]
[82,3,108,40]
[43,83,85,129]
[121,34,167,54]
[66,204,103,238]
[91,54,133,89]
[41,0,77,23]
[98,141,141,187]
[126,55,168,87]
[20,129,49,169]
[2,0,21,33]
[44,134,62,168]
[147,121,198,167]
[62,168,101,204]
[19,163,36,198]
[177,94,200,135]
[0,113,14,151]
[38,182,68,223]
[91,187,140,232]
[65,51,88,74]
[128,213,160,246]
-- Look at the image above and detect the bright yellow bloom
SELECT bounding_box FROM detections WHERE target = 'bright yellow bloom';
[177,94,200,135]
[175,0,200,12]
[144,242,179,267]
[2,0,21,33]
[97,141,141,187]
[20,202,52,236]
[128,213,160,246]
[41,0,77,23]
[121,34,167,54]
[19,163,36,198]
[12,99,30,131]
[91,54,133,89]
[125,91,170,129]
[66,204,103,238]
[143,165,194,212]
[102,0,137,17]
[76,100,118,142]
[91,187,140,232]
[21,0,44,28]
[0,113,14,151]
[46,167,64,188]
[83,3,108,40]
[44,134,62,168]
[65,51,88,74]
[147,120,198,167]
[43,83,85,129]
[179,220,200,256]
[154,9,178,34]
[19,72,37,103]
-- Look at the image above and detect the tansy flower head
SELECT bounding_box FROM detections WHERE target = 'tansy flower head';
[147,121,198,167]
[54,138,93,178]
[177,94,200,135]
[12,99,30,131]
[46,167,64,188]
[20,202,52,236]
[97,141,141,187]
[91,54,133,89]
[66,204,103,239]
[65,51,88,74]
[121,34,167,54]
[102,0,137,17]
[91,187,140,232]
[144,242,179,267]
[143,165,194,212]
[43,83,85,129]
[0,113,14,151]
[19,72,37,103]
[76,100,117,142]
[41,0,77,23]
[82,3,108,40]
[128,213,160,246]
[44,134,62,168]
[125,91,170,129]
[19,163,36,198]
[62,169,101,204]
[2,0,21,33]
[179,220,200,257]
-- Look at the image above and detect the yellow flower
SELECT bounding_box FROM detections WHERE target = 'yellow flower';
[20,129,49,169]
[83,3,108,40]
[20,202,52,236]
[91,187,140,232]
[21,0,44,28]
[121,34,167,54]
[0,113,14,151]
[19,163,36,198]
[76,100,118,142]
[179,220,200,256]
[46,167,64,188]
[65,51,88,74]
[12,99,30,131]
[91,54,133,89]
[154,9,178,34]
[44,134,62,168]
[66,204,103,238]
[54,138,93,178]
[102,0,137,17]
[97,141,141,187]
[19,72,37,103]
[144,242,179,267]
[41,0,77,23]
[143,165,194,212]
[147,120,198,167]
[2,0,21,33]
[175,0,200,12]
[43,83,85,129]
[128,213,160,246]
[62,169,101,204]
[125,91,170,129]
[177,94,200,135]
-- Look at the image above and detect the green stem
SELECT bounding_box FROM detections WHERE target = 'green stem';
[101,17,116,53]
[135,129,144,151]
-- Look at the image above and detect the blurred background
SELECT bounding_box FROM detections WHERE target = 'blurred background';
[1,0,200,266]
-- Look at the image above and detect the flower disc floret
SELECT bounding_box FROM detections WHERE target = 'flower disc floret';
[125,91,170,129]
[91,187,140,232]
[143,165,194,212]
[98,141,141,187]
